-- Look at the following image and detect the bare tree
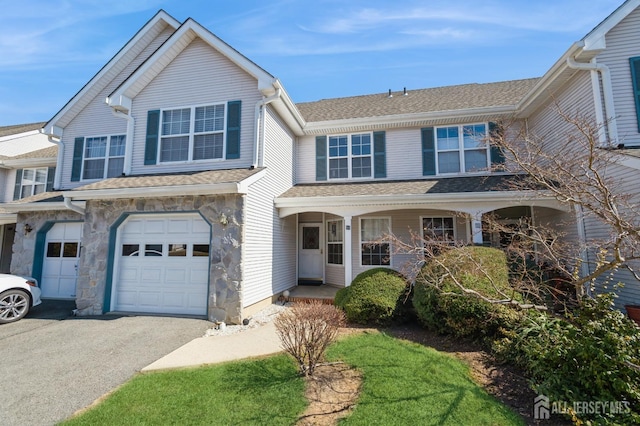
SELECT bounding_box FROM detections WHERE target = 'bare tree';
[387,106,640,309]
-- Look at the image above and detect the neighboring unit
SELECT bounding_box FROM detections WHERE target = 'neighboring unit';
[3,1,640,323]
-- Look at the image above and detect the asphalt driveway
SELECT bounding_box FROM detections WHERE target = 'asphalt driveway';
[0,300,211,426]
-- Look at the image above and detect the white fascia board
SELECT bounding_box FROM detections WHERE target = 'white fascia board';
[275,190,571,215]
[2,157,57,168]
[46,11,181,128]
[67,182,245,201]
[618,153,640,170]
[0,213,17,225]
[583,0,640,50]
[0,129,41,143]
[270,79,306,135]
[0,202,73,213]
[41,126,63,138]
[109,19,277,107]
[237,168,268,192]
[303,105,517,135]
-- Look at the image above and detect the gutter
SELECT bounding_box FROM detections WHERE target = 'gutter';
[254,89,281,168]
[64,196,85,215]
[111,109,135,175]
[566,56,618,145]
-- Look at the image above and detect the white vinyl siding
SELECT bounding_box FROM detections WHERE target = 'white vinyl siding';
[243,106,296,307]
[132,38,261,174]
[58,25,175,189]
[597,6,640,146]
[296,128,424,184]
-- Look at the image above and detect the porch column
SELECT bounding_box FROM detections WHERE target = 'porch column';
[344,216,352,286]
[470,212,484,245]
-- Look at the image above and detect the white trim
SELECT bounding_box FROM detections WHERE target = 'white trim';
[326,132,374,181]
[0,157,56,168]
[0,214,17,225]
[0,129,42,143]
[45,11,181,132]
[1,202,81,212]
[434,123,490,175]
[79,134,126,181]
[359,216,392,268]
[107,19,276,110]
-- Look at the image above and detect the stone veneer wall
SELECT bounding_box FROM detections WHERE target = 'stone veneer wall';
[78,194,244,324]
[11,210,83,276]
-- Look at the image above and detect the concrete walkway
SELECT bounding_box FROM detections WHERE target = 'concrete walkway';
[142,321,282,371]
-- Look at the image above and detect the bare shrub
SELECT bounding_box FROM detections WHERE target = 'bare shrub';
[274,302,346,376]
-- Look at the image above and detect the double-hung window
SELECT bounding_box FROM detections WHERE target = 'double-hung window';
[436,124,488,173]
[327,220,343,265]
[82,135,125,180]
[19,168,48,198]
[328,133,372,179]
[360,217,390,266]
[160,104,225,163]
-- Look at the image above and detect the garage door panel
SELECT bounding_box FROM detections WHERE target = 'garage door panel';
[41,222,82,300]
[113,214,209,316]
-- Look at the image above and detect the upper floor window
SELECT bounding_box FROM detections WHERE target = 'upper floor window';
[19,168,47,198]
[328,133,372,179]
[160,104,225,163]
[436,124,488,174]
[82,135,126,180]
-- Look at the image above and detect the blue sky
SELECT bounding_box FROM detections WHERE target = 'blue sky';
[0,0,625,126]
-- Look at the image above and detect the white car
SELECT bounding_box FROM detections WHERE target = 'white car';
[0,274,42,324]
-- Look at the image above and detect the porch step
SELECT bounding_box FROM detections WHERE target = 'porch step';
[287,296,335,305]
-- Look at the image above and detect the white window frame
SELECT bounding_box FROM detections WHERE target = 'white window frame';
[359,217,392,267]
[81,134,126,181]
[328,132,373,180]
[19,167,49,199]
[420,216,457,245]
[435,123,489,175]
[326,219,344,265]
[158,103,227,164]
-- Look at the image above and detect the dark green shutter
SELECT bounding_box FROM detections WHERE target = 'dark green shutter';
[13,169,23,200]
[46,167,56,191]
[315,136,327,181]
[373,131,386,178]
[226,100,242,159]
[144,110,160,165]
[489,122,505,167]
[71,137,85,182]
[421,127,436,176]
[630,57,640,133]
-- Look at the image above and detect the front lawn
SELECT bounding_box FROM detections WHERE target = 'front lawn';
[63,333,523,425]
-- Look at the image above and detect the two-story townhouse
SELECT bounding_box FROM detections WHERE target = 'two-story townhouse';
[513,0,640,308]
[7,1,640,324]
[7,11,303,324]
[0,123,56,273]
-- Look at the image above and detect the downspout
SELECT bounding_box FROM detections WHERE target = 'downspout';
[566,56,618,145]
[111,109,135,175]
[253,89,281,168]
[46,134,63,190]
[64,196,85,215]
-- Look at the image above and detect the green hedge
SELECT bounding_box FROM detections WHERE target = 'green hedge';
[334,268,411,325]
[413,246,524,340]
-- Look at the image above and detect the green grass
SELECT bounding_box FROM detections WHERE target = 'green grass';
[62,333,523,426]
[327,332,524,425]
[61,354,306,426]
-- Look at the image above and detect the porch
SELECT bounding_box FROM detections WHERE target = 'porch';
[287,284,341,304]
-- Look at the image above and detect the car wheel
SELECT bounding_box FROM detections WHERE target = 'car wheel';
[0,289,31,324]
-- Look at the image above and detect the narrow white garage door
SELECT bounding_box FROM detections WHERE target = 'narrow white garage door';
[113,213,210,316]
[42,222,82,299]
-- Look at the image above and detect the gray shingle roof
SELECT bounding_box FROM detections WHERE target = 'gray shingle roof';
[296,78,540,123]
[8,191,64,204]
[278,175,528,199]
[73,167,265,191]
[0,122,45,137]
[9,145,58,160]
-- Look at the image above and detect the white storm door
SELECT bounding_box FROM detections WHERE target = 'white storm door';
[298,223,323,281]
[41,222,82,299]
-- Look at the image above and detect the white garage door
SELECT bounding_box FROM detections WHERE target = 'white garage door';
[113,213,210,316]
[42,222,82,299]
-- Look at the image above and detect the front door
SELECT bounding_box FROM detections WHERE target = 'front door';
[0,224,15,273]
[41,222,82,299]
[298,223,323,283]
